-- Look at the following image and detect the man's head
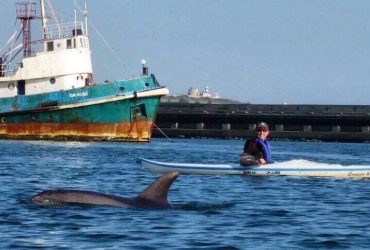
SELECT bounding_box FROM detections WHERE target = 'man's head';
[256,122,269,140]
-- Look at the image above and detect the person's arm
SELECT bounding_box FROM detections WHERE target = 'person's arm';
[257,158,267,164]
[243,139,250,153]
[256,143,267,164]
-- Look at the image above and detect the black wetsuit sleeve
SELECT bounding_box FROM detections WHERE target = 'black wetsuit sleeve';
[243,139,251,153]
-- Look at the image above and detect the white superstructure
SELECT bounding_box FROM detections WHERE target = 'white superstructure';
[0,0,93,98]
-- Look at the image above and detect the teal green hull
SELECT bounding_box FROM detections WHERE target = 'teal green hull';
[0,74,166,142]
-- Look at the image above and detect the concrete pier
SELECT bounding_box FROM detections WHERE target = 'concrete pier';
[154,103,370,142]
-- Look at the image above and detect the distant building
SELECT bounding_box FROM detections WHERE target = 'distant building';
[187,86,220,99]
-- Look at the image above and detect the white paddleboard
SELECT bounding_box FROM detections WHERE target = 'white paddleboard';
[140,158,370,178]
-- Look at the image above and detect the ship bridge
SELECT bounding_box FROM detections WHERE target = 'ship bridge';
[44,22,89,52]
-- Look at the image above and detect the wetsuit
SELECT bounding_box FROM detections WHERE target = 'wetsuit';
[243,138,272,163]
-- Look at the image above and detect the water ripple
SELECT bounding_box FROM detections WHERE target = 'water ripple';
[0,139,370,249]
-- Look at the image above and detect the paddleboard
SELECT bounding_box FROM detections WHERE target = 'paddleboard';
[140,158,370,178]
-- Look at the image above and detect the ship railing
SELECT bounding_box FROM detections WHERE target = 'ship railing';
[45,22,85,40]
[0,62,22,77]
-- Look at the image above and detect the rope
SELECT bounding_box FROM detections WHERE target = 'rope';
[153,123,173,143]
[72,0,125,68]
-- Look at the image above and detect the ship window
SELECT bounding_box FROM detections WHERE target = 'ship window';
[50,78,56,84]
[67,39,72,49]
[85,78,91,86]
[73,39,76,48]
[8,83,15,90]
[80,38,83,48]
[47,41,54,51]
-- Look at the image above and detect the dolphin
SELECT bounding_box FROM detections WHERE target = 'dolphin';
[31,172,179,209]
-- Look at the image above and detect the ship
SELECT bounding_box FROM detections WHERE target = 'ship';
[0,1,168,142]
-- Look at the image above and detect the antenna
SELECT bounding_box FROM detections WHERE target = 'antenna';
[84,1,88,36]
[74,8,77,36]
[39,0,47,40]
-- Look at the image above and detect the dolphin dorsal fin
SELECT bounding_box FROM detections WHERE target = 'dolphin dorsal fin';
[137,172,179,205]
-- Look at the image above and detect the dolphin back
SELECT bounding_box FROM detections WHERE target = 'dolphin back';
[31,172,180,209]
[137,172,179,208]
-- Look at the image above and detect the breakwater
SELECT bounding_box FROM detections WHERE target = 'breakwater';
[153,102,370,142]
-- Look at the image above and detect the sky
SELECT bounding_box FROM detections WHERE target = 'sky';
[1,0,370,105]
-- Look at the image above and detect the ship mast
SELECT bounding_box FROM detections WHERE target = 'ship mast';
[84,1,88,36]
[16,1,37,57]
[40,0,47,40]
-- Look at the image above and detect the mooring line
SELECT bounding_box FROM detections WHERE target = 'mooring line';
[153,123,173,143]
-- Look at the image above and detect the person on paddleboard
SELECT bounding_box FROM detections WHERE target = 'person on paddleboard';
[240,122,272,166]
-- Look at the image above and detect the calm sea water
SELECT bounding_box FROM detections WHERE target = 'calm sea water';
[1,138,370,249]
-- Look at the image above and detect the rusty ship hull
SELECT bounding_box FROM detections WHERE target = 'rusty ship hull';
[0,74,168,142]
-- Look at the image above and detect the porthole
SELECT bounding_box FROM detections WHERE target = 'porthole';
[50,78,56,84]
[8,83,15,90]
[145,82,150,87]
[1,117,7,123]
[119,87,125,91]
